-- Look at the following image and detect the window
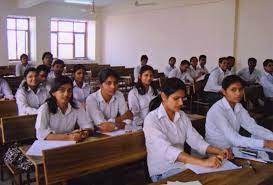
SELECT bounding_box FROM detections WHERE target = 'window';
[51,19,87,59]
[7,17,30,61]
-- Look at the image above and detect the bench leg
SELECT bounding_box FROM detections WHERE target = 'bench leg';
[13,173,22,185]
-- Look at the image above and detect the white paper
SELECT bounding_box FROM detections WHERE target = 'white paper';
[26,140,76,156]
[102,129,126,136]
[185,160,241,174]
[165,181,202,185]
[232,147,267,163]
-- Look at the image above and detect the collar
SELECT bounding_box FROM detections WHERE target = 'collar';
[73,80,87,88]
[264,71,273,76]
[157,103,181,123]
[97,89,117,104]
[57,103,72,115]
[221,97,241,114]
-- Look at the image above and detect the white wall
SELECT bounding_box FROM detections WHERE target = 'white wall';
[0,0,97,66]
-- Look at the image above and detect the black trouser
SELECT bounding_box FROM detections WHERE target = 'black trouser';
[265,98,273,116]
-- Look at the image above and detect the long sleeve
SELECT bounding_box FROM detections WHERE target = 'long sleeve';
[15,88,38,115]
[1,79,14,99]
[134,66,140,82]
[260,74,273,97]
[205,72,222,92]
[128,89,143,126]
[76,107,94,130]
[168,68,178,78]
[35,104,53,140]
[15,64,21,76]
[86,95,108,125]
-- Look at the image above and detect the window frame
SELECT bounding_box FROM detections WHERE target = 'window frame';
[51,19,88,60]
[7,16,30,61]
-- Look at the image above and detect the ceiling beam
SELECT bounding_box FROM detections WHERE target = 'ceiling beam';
[17,0,49,8]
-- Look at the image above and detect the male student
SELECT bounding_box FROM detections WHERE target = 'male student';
[0,78,14,100]
[16,54,32,76]
[227,56,236,74]
[260,59,273,115]
[134,55,148,83]
[47,59,65,80]
[164,57,176,77]
[199,55,209,75]
[204,57,231,104]
[237,57,260,85]
[168,60,193,84]
[189,56,203,80]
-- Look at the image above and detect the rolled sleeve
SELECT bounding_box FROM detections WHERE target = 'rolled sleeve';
[86,95,107,125]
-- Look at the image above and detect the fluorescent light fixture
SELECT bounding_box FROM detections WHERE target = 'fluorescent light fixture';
[64,0,92,5]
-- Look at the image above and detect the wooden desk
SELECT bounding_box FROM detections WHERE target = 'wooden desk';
[150,159,273,185]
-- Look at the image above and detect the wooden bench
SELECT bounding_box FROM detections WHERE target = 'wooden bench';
[0,100,17,117]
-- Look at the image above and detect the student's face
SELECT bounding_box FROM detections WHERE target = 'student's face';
[139,70,154,86]
[169,58,176,67]
[190,58,198,67]
[162,90,185,112]
[43,55,53,67]
[74,69,85,83]
[26,71,38,88]
[180,64,190,72]
[21,56,28,65]
[199,58,206,66]
[38,71,48,82]
[101,76,118,97]
[228,59,235,68]
[52,83,73,105]
[219,60,229,71]
[53,64,64,76]
[248,61,256,70]
[222,82,244,104]
[141,59,148,66]
[264,63,273,73]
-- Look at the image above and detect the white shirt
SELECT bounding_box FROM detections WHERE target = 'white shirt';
[128,87,157,126]
[200,66,209,75]
[15,85,49,115]
[260,71,273,98]
[73,81,91,104]
[164,65,176,77]
[134,65,142,83]
[188,66,202,79]
[86,89,130,126]
[15,63,32,76]
[0,78,14,99]
[168,68,193,83]
[35,103,94,140]
[204,67,231,93]
[237,68,260,84]
[143,104,210,176]
[205,97,273,149]
[47,71,56,80]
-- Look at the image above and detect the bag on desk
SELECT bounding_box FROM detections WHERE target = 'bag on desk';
[4,144,33,171]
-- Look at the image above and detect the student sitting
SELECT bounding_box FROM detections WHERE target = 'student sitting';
[134,55,148,83]
[42,52,53,68]
[47,59,65,80]
[164,57,176,77]
[15,68,49,115]
[35,76,93,141]
[199,55,209,75]
[237,57,260,85]
[189,56,203,80]
[227,56,236,74]
[15,54,32,76]
[72,64,92,108]
[260,59,273,115]
[128,65,158,127]
[86,68,133,132]
[168,60,193,84]
[144,78,232,182]
[206,75,273,150]
[37,64,51,90]
[0,78,14,100]
[204,57,231,104]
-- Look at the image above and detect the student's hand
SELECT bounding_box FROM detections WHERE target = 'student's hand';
[98,122,117,132]
[264,140,273,150]
[123,111,133,120]
[116,122,126,129]
[68,132,82,142]
[220,148,234,160]
[203,156,222,168]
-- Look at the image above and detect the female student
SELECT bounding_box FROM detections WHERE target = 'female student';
[128,65,158,126]
[0,78,14,100]
[206,75,273,150]
[144,78,232,182]
[86,68,133,132]
[15,68,49,115]
[72,64,92,108]
[35,76,93,141]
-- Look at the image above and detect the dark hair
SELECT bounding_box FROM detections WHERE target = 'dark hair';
[22,67,38,91]
[73,64,86,74]
[219,57,228,64]
[263,59,273,67]
[199,55,206,60]
[248,57,257,64]
[135,65,158,96]
[222,75,245,90]
[42,52,53,60]
[141,55,148,61]
[47,76,77,114]
[37,65,50,75]
[190,56,198,62]
[180,60,190,66]
[149,78,186,112]
[20,54,28,61]
[227,56,235,60]
[52,59,65,67]
[98,68,119,84]
[169,57,176,62]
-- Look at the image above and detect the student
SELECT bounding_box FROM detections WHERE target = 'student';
[204,57,231,104]
[72,64,92,108]
[47,59,65,80]
[42,52,53,68]
[128,65,158,127]
[15,68,49,115]
[260,59,273,115]
[86,68,133,132]
[16,54,32,76]
[134,55,148,83]
[189,56,203,80]
[168,60,193,84]
[164,57,176,77]
[227,56,236,74]
[0,78,14,100]
[206,75,273,150]
[237,58,260,85]
[37,64,50,87]
[199,55,209,75]
[35,76,94,141]
[144,78,232,182]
